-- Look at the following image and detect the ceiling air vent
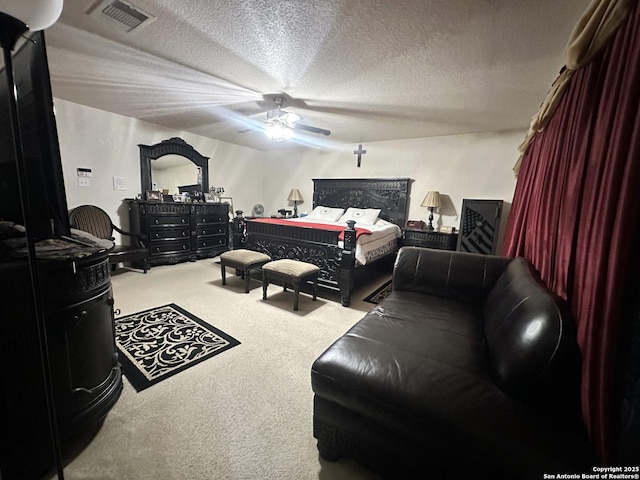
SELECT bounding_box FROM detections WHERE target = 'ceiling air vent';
[86,0,156,33]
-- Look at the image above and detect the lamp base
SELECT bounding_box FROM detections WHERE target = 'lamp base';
[426,208,435,231]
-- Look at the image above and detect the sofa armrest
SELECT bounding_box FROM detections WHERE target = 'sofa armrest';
[392,247,512,305]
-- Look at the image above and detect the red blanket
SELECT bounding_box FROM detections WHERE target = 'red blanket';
[249,218,372,240]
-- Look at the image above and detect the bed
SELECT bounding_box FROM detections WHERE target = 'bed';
[236,178,411,306]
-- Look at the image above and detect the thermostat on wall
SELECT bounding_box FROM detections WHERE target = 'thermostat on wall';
[76,167,92,177]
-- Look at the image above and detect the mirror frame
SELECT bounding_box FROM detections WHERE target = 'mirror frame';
[139,137,209,195]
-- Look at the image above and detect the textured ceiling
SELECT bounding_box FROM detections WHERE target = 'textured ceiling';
[45,0,590,151]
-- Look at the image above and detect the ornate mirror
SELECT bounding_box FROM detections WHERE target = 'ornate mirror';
[139,137,209,195]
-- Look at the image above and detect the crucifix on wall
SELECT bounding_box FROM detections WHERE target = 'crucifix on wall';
[353,144,367,167]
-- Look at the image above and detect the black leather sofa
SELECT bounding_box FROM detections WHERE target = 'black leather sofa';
[311,247,594,479]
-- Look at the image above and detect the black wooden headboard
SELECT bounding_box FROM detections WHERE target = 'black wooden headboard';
[312,178,412,227]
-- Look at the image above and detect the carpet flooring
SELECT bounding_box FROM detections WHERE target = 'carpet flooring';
[115,303,240,391]
[45,259,386,480]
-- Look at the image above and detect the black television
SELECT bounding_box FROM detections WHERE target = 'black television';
[0,30,69,240]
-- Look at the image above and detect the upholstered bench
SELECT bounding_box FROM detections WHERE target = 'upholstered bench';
[262,259,320,311]
[219,249,272,293]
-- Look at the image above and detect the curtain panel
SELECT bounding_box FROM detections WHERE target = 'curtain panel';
[501,1,640,463]
[513,0,635,176]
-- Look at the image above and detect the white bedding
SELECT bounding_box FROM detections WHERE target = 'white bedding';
[285,217,401,265]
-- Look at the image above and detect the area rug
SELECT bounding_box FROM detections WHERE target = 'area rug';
[363,279,393,304]
[115,303,240,392]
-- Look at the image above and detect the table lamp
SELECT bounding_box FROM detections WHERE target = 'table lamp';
[287,188,303,218]
[421,191,442,231]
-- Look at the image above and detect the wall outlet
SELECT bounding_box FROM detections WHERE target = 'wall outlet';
[78,177,90,187]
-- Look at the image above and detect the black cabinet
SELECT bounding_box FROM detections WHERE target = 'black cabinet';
[2,246,122,479]
[127,200,229,265]
[401,229,458,250]
[457,199,503,255]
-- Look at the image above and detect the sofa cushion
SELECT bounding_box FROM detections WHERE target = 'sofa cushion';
[393,247,510,305]
[482,257,575,404]
[312,291,489,420]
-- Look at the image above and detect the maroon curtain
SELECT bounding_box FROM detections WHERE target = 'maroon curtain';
[501,3,640,463]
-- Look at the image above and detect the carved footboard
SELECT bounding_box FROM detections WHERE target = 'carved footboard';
[241,219,357,306]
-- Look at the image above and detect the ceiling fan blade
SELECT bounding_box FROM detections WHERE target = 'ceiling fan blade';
[293,123,331,136]
[282,111,302,125]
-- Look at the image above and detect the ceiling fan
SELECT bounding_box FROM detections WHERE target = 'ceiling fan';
[264,96,331,141]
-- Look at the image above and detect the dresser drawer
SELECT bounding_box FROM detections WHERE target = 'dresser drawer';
[149,240,191,255]
[195,235,227,249]
[148,215,189,227]
[402,229,458,250]
[193,214,227,225]
[148,226,190,242]
[195,224,227,236]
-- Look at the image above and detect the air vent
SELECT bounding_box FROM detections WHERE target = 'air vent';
[86,0,156,33]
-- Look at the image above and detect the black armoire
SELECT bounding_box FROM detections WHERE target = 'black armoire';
[0,20,122,480]
[456,199,504,255]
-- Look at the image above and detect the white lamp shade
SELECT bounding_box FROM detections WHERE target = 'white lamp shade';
[0,0,63,30]
[421,191,442,208]
[287,188,303,202]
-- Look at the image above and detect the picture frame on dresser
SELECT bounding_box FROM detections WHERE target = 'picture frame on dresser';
[406,220,426,229]
[145,190,162,201]
[219,197,234,220]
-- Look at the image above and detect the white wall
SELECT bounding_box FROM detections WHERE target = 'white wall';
[261,131,522,248]
[55,99,522,249]
[54,99,265,238]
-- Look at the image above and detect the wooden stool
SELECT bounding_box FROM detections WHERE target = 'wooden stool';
[262,259,320,311]
[220,249,272,293]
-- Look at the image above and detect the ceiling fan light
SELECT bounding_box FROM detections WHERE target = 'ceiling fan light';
[266,109,285,122]
[265,123,292,142]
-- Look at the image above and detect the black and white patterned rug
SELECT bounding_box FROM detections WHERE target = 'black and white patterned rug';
[363,279,393,304]
[115,304,240,392]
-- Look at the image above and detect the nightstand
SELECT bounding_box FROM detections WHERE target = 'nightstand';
[401,228,458,251]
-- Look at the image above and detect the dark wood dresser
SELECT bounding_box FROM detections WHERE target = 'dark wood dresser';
[401,228,458,251]
[127,200,230,265]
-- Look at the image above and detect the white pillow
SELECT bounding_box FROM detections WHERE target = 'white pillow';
[338,207,381,225]
[306,206,345,222]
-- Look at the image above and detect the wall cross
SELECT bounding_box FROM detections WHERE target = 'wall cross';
[353,144,367,168]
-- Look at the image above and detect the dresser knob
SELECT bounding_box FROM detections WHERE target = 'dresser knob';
[154,219,159,224]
